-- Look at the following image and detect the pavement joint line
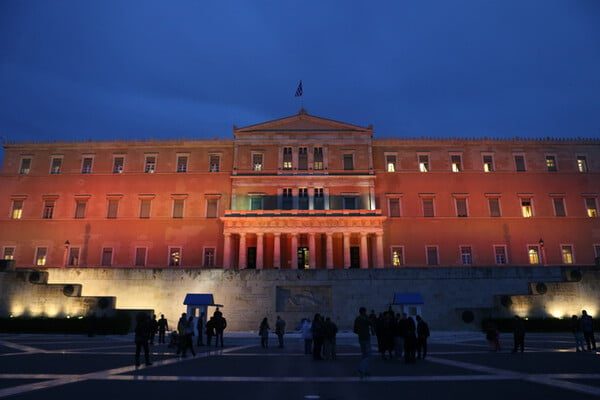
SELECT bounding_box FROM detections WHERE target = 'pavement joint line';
[0,340,47,354]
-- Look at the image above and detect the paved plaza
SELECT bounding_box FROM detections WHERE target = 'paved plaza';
[1,330,599,399]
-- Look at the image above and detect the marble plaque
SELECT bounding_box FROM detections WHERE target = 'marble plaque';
[276,285,332,312]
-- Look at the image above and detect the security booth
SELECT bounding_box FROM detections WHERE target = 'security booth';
[183,293,223,336]
[391,292,424,321]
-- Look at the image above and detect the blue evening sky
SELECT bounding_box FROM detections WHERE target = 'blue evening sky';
[1,0,599,166]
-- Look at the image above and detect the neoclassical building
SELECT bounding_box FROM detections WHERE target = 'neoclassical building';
[1,110,599,270]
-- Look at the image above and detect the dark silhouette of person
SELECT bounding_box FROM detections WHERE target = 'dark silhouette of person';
[581,310,597,351]
[511,315,526,353]
[416,315,430,359]
[213,310,227,347]
[259,317,270,348]
[196,312,205,346]
[157,314,169,344]
[275,316,286,348]
[149,314,158,345]
[134,312,152,367]
[180,315,196,357]
[206,316,215,346]
[354,306,374,378]
[311,313,325,360]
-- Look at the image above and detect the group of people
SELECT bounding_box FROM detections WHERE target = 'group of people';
[570,309,597,353]
[258,315,287,348]
[299,313,339,360]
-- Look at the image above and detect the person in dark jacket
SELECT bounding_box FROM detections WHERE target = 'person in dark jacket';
[511,315,525,353]
[134,312,152,367]
[416,315,430,359]
[311,313,325,360]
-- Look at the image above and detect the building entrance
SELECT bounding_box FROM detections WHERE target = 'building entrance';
[350,246,360,268]
[297,247,309,269]
[247,247,256,269]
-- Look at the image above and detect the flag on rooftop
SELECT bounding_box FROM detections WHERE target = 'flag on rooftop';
[295,80,303,97]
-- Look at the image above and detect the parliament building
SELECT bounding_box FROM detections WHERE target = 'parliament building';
[2,110,599,271]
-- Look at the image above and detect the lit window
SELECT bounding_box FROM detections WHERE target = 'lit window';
[81,157,93,174]
[3,247,15,260]
[483,155,494,172]
[528,246,540,265]
[209,155,220,172]
[298,147,308,170]
[388,198,401,217]
[423,198,435,217]
[585,198,598,217]
[282,147,293,170]
[426,246,438,266]
[11,200,23,219]
[521,198,533,218]
[68,247,80,266]
[74,200,87,219]
[418,155,429,172]
[553,198,566,217]
[113,157,125,173]
[135,248,147,266]
[252,154,263,171]
[391,247,404,267]
[488,198,501,217]
[577,156,588,173]
[169,248,181,266]
[172,199,184,218]
[50,157,62,174]
[145,156,156,173]
[20,158,31,175]
[101,248,113,266]
[204,248,215,267]
[35,247,47,266]
[514,155,526,172]
[460,246,472,265]
[177,156,188,173]
[43,200,55,219]
[451,155,462,172]
[456,198,468,217]
[314,147,324,170]
[494,246,507,265]
[561,245,574,264]
[546,155,557,172]
[343,154,354,170]
[386,154,397,172]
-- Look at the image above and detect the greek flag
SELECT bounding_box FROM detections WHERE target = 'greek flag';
[295,81,303,97]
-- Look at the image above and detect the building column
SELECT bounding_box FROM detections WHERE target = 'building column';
[223,233,232,269]
[326,233,334,269]
[238,233,247,269]
[256,233,264,270]
[291,233,298,269]
[343,232,351,269]
[308,233,316,269]
[376,232,384,269]
[360,233,369,269]
[273,233,281,269]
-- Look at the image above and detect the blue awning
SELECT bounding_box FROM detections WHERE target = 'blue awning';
[183,293,222,307]
[392,292,424,305]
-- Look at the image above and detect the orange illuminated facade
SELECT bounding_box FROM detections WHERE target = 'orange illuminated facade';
[1,110,599,269]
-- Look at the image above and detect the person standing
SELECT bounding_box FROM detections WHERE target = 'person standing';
[149,314,158,345]
[180,315,196,357]
[176,313,187,355]
[581,310,597,352]
[311,313,325,360]
[196,312,205,346]
[416,315,430,359]
[300,318,313,355]
[275,316,286,348]
[134,312,152,367]
[353,307,373,378]
[571,315,586,352]
[157,314,169,344]
[259,317,270,348]
[213,310,227,348]
[206,316,215,346]
[511,315,525,353]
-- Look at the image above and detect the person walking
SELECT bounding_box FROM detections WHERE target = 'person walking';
[300,318,313,355]
[571,315,586,352]
[134,312,152,367]
[180,315,196,357]
[511,315,525,353]
[581,310,597,352]
[157,314,169,344]
[416,315,430,359]
[275,316,286,348]
[259,317,270,348]
[353,306,373,378]
[196,312,205,346]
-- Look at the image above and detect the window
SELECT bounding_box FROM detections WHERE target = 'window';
[422,198,435,217]
[546,155,557,172]
[314,147,324,170]
[521,198,533,218]
[298,147,308,170]
[426,246,439,266]
[282,188,293,210]
[35,247,47,266]
[74,200,87,219]
[50,157,62,174]
[206,198,218,218]
[455,198,468,217]
[3,247,15,260]
[107,199,119,219]
[553,197,566,217]
[343,197,357,210]
[135,248,147,266]
[577,156,588,173]
[177,156,188,173]
[81,157,93,174]
[11,200,23,219]
[528,246,540,265]
[139,199,151,219]
[561,245,574,264]
[20,158,31,174]
[386,154,397,172]
[514,154,526,172]
[460,246,472,265]
[68,247,80,266]
[488,198,501,217]
[343,154,354,170]
[204,248,215,267]
[169,248,181,266]
[391,247,404,267]
[451,155,462,172]
[282,147,292,170]
[172,199,184,218]
[494,246,507,265]
[252,153,263,171]
[209,155,220,172]
[299,188,308,209]
[418,154,429,172]
[585,198,598,217]
[145,156,156,173]
[43,200,55,219]
[250,196,263,210]
[113,157,125,173]
[483,155,494,172]
[314,188,324,210]
[388,198,401,217]
[101,248,113,266]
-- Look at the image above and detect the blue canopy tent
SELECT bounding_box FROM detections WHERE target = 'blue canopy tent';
[391,292,424,320]
[183,294,223,336]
